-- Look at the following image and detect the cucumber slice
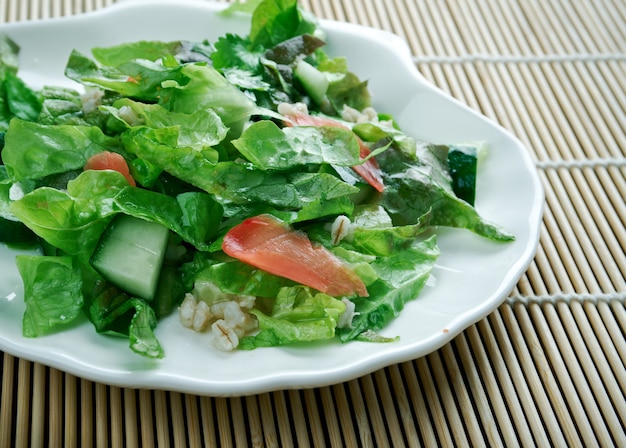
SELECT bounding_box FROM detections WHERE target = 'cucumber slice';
[0,217,39,247]
[294,59,329,105]
[91,215,170,300]
[447,143,480,206]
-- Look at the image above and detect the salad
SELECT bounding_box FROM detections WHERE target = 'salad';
[0,0,514,359]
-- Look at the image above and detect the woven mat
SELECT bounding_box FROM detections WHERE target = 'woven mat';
[1,0,625,446]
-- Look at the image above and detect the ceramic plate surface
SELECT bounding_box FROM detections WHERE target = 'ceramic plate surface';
[0,0,543,396]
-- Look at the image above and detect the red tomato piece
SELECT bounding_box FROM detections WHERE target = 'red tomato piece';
[84,151,136,187]
[222,214,368,297]
[283,113,385,192]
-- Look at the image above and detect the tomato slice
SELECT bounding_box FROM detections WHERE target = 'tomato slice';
[222,214,368,297]
[84,151,136,187]
[283,113,384,192]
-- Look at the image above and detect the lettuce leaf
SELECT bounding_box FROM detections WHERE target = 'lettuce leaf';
[9,172,126,261]
[159,63,256,127]
[104,97,229,151]
[349,206,432,257]
[232,119,361,169]
[337,235,439,342]
[121,128,360,208]
[16,255,84,337]
[196,259,296,298]
[2,119,122,181]
[239,285,345,349]
[91,40,187,66]
[65,49,182,102]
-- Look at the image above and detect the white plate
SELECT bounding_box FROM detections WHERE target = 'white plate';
[0,0,543,396]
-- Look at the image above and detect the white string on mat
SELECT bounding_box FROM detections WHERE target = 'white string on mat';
[506,292,626,305]
[412,53,626,64]
[534,157,626,169]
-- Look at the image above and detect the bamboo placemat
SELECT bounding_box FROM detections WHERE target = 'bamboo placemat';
[1,0,625,446]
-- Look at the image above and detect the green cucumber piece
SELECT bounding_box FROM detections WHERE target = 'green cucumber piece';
[0,217,39,247]
[447,143,480,206]
[91,215,170,300]
[294,59,329,105]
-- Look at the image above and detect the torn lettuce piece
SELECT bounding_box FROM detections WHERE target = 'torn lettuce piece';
[16,255,84,337]
[104,97,229,150]
[2,118,122,181]
[195,259,297,299]
[231,119,361,170]
[37,86,85,125]
[90,40,189,66]
[65,49,182,102]
[9,171,127,262]
[0,70,42,125]
[239,285,345,349]
[159,63,256,129]
[337,235,439,342]
[348,205,432,257]
[248,0,319,48]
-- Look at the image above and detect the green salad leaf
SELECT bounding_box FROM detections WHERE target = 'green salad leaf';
[338,235,439,342]
[16,255,84,337]
[2,118,122,181]
[232,120,361,169]
[240,286,346,349]
[85,283,164,358]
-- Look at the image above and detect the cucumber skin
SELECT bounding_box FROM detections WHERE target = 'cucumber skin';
[447,144,478,206]
[0,217,39,247]
[90,215,170,301]
[294,60,329,106]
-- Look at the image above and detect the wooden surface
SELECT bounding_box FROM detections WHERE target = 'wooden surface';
[1,0,625,446]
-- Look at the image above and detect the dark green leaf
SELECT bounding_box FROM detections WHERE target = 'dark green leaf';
[264,34,325,65]
[85,283,163,358]
[379,145,515,241]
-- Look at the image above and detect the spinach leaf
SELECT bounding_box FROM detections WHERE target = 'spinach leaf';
[447,143,480,206]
